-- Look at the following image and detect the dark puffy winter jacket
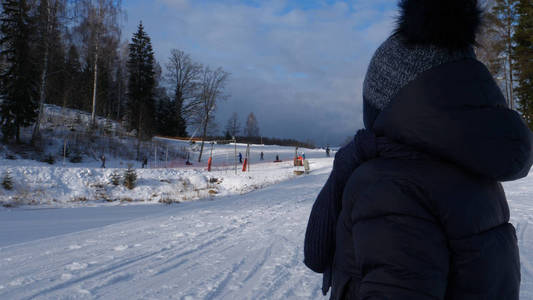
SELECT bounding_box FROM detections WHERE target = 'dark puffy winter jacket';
[304,58,533,299]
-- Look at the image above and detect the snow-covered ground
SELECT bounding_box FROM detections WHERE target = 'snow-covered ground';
[1,158,533,299]
[0,157,333,299]
[0,142,329,207]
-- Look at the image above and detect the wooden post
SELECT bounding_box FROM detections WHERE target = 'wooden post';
[246,144,251,172]
[234,138,237,174]
[63,138,67,166]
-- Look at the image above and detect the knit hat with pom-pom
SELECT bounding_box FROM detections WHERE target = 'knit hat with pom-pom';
[362,0,482,129]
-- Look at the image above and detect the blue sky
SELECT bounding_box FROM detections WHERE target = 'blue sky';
[122,0,397,145]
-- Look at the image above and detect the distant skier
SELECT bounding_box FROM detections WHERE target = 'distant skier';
[260,152,264,160]
[100,154,106,168]
[142,156,148,168]
[325,146,330,157]
[238,152,243,164]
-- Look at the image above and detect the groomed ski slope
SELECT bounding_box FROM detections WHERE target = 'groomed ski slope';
[1,159,533,299]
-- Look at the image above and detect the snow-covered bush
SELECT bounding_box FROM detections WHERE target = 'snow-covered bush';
[110,172,121,186]
[2,171,13,190]
[123,166,137,190]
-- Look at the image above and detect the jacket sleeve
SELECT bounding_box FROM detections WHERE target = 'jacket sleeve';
[304,130,375,273]
[303,172,338,273]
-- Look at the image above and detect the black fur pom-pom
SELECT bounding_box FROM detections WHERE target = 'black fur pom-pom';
[394,0,483,49]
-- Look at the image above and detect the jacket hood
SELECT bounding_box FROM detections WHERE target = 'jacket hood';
[373,58,533,182]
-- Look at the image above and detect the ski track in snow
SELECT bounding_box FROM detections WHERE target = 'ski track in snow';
[1,161,533,299]
[0,161,332,300]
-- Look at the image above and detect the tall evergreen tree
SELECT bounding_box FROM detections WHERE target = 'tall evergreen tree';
[63,45,82,109]
[476,0,505,80]
[154,88,180,137]
[173,90,187,137]
[126,21,155,140]
[514,0,533,127]
[489,0,519,108]
[0,0,39,143]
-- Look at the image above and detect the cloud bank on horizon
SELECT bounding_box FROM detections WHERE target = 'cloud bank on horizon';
[124,0,397,145]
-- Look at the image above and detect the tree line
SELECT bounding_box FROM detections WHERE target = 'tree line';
[0,0,232,162]
[477,0,533,127]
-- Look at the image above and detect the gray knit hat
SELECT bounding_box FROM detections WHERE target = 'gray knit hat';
[363,34,475,111]
[362,0,482,129]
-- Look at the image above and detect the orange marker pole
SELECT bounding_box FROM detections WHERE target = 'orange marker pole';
[242,158,248,172]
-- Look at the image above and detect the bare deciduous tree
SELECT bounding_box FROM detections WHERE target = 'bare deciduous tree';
[166,49,201,117]
[189,66,229,162]
[244,112,259,137]
[478,0,519,108]
[74,0,122,126]
[32,0,67,143]
[225,112,240,137]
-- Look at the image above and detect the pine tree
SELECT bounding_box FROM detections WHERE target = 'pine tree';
[489,0,520,108]
[126,21,155,140]
[123,165,137,190]
[0,0,39,143]
[224,130,232,140]
[174,92,187,137]
[112,59,127,120]
[1,170,13,190]
[46,29,66,107]
[154,89,182,137]
[110,171,121,186]
[96,58,112,118]
[514,0,533,127]
[63,45,83,109]
[476,0,506,80]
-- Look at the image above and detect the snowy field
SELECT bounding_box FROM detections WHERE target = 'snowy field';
[0,158,533,299]
[0,141,328,207]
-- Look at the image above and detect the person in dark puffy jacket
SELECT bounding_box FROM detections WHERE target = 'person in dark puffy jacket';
[304,0,533,299]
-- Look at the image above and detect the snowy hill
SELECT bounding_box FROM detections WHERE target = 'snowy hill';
[0,105,329,207]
